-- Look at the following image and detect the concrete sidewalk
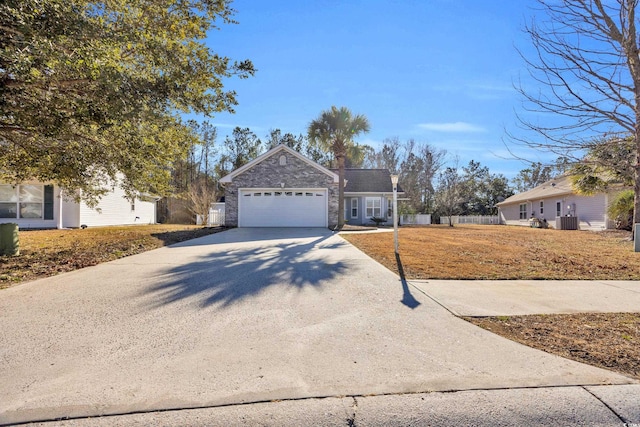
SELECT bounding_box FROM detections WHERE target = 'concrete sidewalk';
[408,279,640,316]
[1,228,638,426]
[21,385,640,426]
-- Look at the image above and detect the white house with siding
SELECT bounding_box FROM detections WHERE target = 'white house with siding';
[0,180,157,229]
[497,175,617,231]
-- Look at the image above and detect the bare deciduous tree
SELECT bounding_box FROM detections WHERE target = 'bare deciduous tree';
[400,139,447,213]
[514,0,640,231]
[187,178,219,225]
[435,162,463,227]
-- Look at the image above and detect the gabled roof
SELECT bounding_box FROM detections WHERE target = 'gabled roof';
[497,175,574,206]
[331,168,403,193]
[219,144,339,183]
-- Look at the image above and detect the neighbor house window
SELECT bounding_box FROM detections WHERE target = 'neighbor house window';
[539,201,544,215]
[0,185,17,218]
[0,184,54,219]
[351,198,358,218]
[556,202,562,217]
[366,197,381,218]
[519,203,527,220]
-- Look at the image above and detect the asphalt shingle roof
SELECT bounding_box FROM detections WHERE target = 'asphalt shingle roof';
[330,169,402,193]
[497,175,573,206]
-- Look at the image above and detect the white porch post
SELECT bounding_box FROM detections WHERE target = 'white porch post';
[57,188,63,229]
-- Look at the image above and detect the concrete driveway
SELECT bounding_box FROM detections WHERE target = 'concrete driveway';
[0,228,635,425]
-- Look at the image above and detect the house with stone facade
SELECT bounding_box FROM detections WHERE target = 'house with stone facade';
[220,144,400,228]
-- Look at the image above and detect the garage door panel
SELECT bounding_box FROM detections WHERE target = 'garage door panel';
[239,189,327,227]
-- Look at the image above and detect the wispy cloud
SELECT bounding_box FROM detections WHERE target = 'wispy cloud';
[418,122,486,133]
[468,83,514,93]
[432,82,515,100]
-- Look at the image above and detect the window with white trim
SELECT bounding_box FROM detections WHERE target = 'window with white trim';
[351,198,358,218]
[539,201,544,215]
[365,197,381,218]
[556,202,561,217]
[0,184,54,219]
[519,203,527,220]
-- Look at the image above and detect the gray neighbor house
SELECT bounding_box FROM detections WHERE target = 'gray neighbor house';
[497,175,621,231]
[220,144,401,228]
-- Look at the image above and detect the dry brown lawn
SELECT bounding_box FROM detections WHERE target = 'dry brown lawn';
[0,225,225,287]
[343,225,640,380]
[342,225,639,280]
[468,313,640,380]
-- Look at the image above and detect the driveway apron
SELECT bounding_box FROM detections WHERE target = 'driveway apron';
[0,228,634,424]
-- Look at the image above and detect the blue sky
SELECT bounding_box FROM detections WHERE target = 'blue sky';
[205,0,548,179]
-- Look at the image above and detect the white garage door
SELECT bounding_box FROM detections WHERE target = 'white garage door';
[239,189,327,227]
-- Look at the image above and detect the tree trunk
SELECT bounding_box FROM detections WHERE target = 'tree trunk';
[634,135,640,240]
[633,64,640,241]
[622,0,640,241]
[337,154,345,229]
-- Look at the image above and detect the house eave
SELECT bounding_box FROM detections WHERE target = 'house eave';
[497,190,573,207]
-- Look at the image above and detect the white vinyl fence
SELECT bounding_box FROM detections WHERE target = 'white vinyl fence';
[208,203,225,226]
[197,203,226,226]
[401,214,432,225]
[439,215,499,225]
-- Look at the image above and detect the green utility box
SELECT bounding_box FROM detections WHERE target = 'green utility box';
[0,223,19,256]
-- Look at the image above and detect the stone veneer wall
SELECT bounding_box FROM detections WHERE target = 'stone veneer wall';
[224,151,339,228]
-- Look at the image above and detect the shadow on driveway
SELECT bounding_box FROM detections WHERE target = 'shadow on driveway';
[395,252,421,310]
[145,231,349,309]
[166,227,335,247]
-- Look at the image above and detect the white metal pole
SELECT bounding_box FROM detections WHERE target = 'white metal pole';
[391,175,399,253]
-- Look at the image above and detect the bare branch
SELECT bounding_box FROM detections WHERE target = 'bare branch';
[512,0,640,230]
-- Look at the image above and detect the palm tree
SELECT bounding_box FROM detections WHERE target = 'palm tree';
[308,106,371,229]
